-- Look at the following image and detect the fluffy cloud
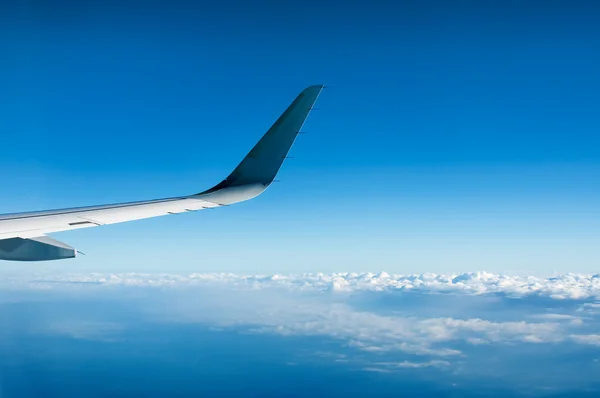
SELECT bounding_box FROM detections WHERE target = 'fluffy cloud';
[3,270,599,396]
[3,270,600,364]
[13,270,600,300]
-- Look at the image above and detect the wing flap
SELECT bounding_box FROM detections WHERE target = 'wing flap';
[0,198,220,239]
[75,198,219,225]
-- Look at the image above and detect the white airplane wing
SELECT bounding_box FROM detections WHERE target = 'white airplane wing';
[0,85,324,261]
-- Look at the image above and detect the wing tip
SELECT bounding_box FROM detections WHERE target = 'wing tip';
[305,84,325,92]
[194,85,325,204]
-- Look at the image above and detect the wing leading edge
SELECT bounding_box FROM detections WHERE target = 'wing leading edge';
[0,85,324,261]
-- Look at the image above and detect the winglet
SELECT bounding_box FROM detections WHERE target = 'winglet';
[194,85,324,205]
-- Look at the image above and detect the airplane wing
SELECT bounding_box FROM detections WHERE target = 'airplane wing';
[0,85,324,261]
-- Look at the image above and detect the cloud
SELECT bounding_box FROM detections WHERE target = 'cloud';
[579,302,600,314]
[570,334,600,346]
[375,360,450,369]
[8,270,600,300]
[3,270,600,369]
[362,367,392,373]
[531,313,583,320]
[2,270,600,396]
[2,269,600,398]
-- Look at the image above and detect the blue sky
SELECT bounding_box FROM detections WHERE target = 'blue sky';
[2,0,600,274]
[2,2,600,396]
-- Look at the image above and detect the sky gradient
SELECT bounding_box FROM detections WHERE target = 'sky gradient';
[1,0,600,274]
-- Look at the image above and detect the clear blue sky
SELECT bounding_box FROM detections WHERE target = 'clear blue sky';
[1,0,599,274]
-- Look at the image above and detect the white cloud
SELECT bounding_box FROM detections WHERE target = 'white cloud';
[570,334,600,346]
[2,270,600,362]
[466,337,489,345]
[11,271,599,300]
[578,302,600,314]
[2,269,600,396]
[375,360,450,369]
[531,313,582,320]
[139,290,586,358]
[362,367,392,373]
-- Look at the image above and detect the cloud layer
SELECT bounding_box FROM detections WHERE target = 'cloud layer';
[14,270,600,300]
[2,269,600,395]
[5,270,599,353]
